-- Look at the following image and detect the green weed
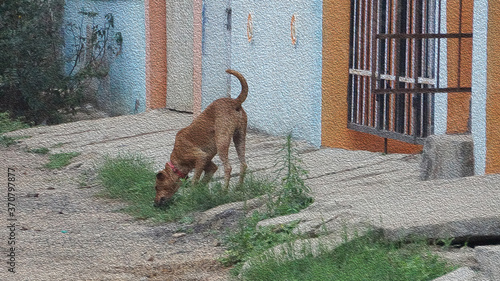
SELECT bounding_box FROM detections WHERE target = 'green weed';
[221,134,313,274]
[271,134,313,216]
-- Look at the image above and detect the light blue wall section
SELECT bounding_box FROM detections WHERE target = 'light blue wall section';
[64,0,146,116]
[201,0,232,109]
[471,0,488,175]
[230,0,323,146]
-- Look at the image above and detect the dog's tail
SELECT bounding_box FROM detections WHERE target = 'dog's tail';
[226,69,248,105]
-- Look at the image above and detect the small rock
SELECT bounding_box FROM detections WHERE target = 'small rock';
[213,240,221,247]
[172,232,186,238]
[147,256,154,262]
[67,162,83,169]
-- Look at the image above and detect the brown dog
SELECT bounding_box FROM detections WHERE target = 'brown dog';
[154,69,248,206]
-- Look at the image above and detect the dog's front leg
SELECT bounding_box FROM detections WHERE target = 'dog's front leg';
[201,161,218,184]
[191,160,206,186]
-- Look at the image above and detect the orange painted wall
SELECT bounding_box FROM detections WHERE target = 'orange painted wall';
[321,0,422,154]
[486,0,500,173]
[145,0,167,110]
[446,0,473,134]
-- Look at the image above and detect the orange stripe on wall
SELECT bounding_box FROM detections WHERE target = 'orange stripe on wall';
[145,0,167,110]
[486,0,500,173]
[322,0,422,154]
[446,0,473,134]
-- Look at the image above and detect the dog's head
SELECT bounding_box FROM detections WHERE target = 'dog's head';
[154,168,181,207]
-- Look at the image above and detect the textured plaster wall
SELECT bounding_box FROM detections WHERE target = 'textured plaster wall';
[201,0,232,109]
[166,0,194,112]
[486,0,500,173]
[64,0,146,116]
[230,0,323,147]
[471,0,488,175]
[145,0,167,110]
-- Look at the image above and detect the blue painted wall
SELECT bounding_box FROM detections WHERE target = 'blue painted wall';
[64,0,146,116]
[202,0,323,146]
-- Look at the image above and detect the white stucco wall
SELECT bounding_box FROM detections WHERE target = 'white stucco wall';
[434,0,448,135]
[471,0,488,175]
[64,0,146,116]
[166,0,194,112]
[230,0,323,146]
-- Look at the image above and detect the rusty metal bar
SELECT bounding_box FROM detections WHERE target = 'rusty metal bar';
[436,0,442,88]
[457,0,463,88]
[377,33,472,39]
[371,0,379,128]
[374,86,471,94]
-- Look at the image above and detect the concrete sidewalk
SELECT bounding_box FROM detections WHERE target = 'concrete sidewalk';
[6,109,500,280]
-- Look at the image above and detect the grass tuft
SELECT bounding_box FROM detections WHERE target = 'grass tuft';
[0,112,30,146]
[30,147,50,154]
[44,152,80,169]
[219,211,302,273]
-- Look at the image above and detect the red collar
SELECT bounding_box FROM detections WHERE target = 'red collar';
[166,162,188,179]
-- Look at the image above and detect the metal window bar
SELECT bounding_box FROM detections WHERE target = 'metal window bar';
[347,0,472,145]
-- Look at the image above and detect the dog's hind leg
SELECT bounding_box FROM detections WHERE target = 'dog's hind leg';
[233,129,247,185]
[215,133,233,189]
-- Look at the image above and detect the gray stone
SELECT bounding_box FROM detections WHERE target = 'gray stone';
[432,267,477,281]
[420,134,474,180]
[475,246,500,281]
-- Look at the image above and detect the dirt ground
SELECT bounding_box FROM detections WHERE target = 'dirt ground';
[1,145,232,281]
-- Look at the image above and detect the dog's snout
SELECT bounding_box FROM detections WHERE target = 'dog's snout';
[154,196,170,207]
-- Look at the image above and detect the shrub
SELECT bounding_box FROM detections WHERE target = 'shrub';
[0,1,122,124]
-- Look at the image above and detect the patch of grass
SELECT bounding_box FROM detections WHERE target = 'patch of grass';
[0,136,17,147]
[96,154,275,221]
[44,152,80,169]
[0,112,30,146]
[51,142,65,148]
[96,154,158,218]
[219,211,302,273]
[0,112,30,133]
[30,147,50,154]
[240,232,457,281]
